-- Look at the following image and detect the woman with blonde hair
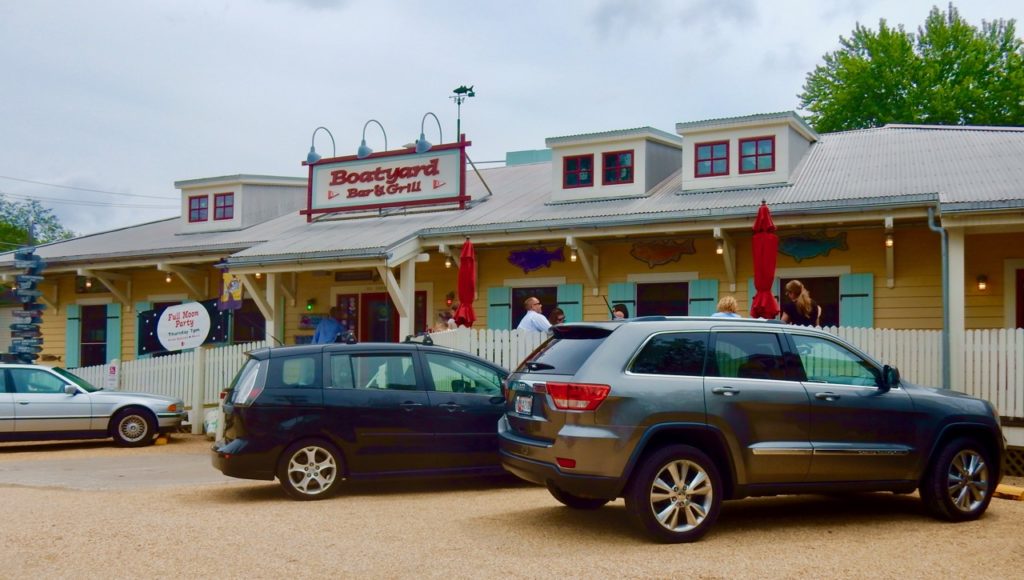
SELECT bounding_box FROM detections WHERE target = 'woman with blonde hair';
[781,280,822,326]
[712,296,740,318]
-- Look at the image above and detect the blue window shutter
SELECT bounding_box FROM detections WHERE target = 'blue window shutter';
[840,273,874,328]
[134,301,152,359]
[748,277,781,317]
[556,283,583,322]
[65,304,81,368]
[106,303,122,364]
[487,287,511,330]
[608,282,636,318]
[688,279,719,316]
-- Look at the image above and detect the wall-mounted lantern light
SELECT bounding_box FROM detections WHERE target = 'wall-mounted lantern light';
[977,275,988,291]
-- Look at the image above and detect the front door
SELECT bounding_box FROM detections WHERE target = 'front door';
[421,352,506,469]
[357,291,428,343]
[705,330,811,484]
[789,332,920,482]
[9,367,92,433]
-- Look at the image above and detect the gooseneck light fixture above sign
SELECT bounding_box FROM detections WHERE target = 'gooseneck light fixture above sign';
[357,119,388,159]
[306,126,336,164]
[415,112,443,154]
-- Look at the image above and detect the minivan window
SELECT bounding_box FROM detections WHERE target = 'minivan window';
[710,332,789,381]
[329,354,355,389]
[516,326,612,375]
[351,354,418,390]
[424,353,502,394]
[630,332,708,377]
[268,355,319,388]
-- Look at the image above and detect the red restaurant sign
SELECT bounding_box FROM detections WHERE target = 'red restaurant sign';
[304,140,469,219]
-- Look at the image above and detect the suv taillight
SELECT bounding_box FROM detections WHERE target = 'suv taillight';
[546,382,610,411]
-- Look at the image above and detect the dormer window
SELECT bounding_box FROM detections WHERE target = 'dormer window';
[188,195,208,222]
[602,150,634,185]
[739,136,775,174]
[563,154,594,188]
[695,141,729,177]
[214,192,234,220]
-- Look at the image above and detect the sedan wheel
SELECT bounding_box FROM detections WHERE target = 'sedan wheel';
[625,444,722,543]
[920,437,994,522]
[278,440,344,501]
[111,409,155,447]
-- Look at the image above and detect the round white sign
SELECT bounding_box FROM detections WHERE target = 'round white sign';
[157,302,211,351]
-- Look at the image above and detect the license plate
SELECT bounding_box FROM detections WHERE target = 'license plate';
[515,394,533,415]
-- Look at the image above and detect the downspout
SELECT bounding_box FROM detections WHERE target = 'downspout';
[927,206,951,388]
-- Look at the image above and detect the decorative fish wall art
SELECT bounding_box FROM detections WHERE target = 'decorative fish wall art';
[778,230,848,262]
[508,246,565,273]
[630,238,697,268]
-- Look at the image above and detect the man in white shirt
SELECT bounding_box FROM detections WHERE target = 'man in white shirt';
[517,296,551,332]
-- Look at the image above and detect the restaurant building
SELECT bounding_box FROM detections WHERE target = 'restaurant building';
[1,112,1022,390]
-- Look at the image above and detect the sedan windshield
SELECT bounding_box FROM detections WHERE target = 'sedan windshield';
[52,367,102,392]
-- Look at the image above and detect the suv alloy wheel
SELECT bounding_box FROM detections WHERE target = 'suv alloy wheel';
[919,437,994,521]
[277,439,345,501]
[625,444,723,543]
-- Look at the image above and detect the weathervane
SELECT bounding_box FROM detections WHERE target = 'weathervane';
[450,84,475,142]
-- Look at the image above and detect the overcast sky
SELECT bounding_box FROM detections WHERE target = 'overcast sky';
[3,0,1023,236]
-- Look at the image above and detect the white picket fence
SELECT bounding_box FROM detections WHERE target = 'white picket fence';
[73,340,268,410]
[430,328,546,371]
[68,328,1024,420]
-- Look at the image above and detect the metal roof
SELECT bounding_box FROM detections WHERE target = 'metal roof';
[545,126,682,147]
[676,111,818,140]
[5,122,1023,269]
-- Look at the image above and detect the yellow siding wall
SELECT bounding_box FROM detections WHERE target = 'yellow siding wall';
[32,226,1021,365]
[965,232,1024,329]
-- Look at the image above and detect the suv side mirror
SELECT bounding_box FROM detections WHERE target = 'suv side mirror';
[881,365,900,391]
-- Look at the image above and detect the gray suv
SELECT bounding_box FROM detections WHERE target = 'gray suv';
[498,317,1005,543]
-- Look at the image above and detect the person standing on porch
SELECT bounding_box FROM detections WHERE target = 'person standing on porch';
[517,296,551,332]
[781,280,822,327]
[313,307,345,344]
[712,296,741,318]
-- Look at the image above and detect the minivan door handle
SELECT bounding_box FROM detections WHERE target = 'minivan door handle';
[399,401,425,411]
[711,387,740,396]
[815,392,840,401]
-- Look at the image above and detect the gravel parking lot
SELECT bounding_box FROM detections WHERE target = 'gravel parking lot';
[2,434,1022,579]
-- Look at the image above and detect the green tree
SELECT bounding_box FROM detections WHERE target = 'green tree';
[0,196,75,249]
[799,3,1024,132]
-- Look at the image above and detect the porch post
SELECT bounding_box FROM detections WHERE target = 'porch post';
[399,259,416,339]
[265,273,279,346]
[947,227,966,391]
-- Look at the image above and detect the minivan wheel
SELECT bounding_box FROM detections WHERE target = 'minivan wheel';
[110,408,156,447]
[625,444,722,543]
[920,437,994,522]
[546,482,611,510]
[278,440,344,501]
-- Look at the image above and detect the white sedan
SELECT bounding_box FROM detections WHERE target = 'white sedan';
[0,363,186,447]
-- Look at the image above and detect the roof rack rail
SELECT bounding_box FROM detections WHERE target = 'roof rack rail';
[627,315,785,324]
[403,333,434,346]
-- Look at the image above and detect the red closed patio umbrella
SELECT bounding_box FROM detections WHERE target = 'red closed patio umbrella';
[750,201,780,319]
[453,238,477,327]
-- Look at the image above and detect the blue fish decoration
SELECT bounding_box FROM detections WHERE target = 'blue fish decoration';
[778,231,848,262]
[508,247,565,273]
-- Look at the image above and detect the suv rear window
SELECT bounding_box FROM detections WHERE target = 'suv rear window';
[630,331,708,376]
[515,326,612,375]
